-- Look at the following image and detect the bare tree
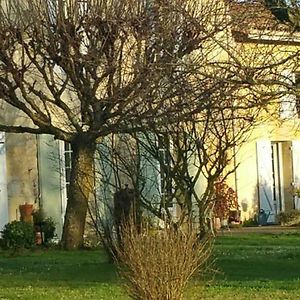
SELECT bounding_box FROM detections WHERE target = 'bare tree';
[86,0,300,249]
[0,0,297,249]
[0,0,234,249]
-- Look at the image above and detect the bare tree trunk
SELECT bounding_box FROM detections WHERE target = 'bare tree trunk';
[61,136,96,250]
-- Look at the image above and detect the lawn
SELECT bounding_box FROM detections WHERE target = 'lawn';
[0,232,300,299]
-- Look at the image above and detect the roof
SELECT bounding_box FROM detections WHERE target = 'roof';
[227,0,300,44]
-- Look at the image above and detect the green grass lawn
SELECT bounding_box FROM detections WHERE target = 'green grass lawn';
[193,232,300,300]
[1,232,300,299]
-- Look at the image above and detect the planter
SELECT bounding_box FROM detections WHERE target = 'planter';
[19,203,33,223]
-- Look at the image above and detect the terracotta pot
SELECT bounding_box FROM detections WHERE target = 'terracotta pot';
[19,203,33,223]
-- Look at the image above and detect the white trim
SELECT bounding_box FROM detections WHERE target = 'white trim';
[59,141,67,224]
[248,30,300,43]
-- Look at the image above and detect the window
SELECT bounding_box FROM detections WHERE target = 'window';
[294,73,300,118]
[63,142,72,200]
[157,135,173,207]
[280,71,297,119]
[59,141,72,216]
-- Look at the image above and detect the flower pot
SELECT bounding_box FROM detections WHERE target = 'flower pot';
[19,203,33,223]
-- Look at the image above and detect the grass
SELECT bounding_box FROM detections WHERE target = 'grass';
[1,232,300,299]
[0,249,126,300]
[188,232,300,299]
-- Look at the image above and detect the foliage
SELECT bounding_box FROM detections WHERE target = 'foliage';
[213,180,239,220]
[278,209,300,226]
[32,208,45,225]
[1,221,35,250]
[242,216,258,227]
[33,209,56,244]
[41,218,56,243]
[116,218,212,300]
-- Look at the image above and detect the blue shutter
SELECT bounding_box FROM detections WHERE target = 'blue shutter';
[256,140,276,223]
[37,134,63,237]
[139,135,161,207]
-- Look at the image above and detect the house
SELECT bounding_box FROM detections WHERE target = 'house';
[226,0,300,223]
[1,0,300,237]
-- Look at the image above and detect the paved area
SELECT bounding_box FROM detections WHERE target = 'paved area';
[217,225,300,235]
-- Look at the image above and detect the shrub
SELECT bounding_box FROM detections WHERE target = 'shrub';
[213,179,239,220]
[1,221,35,250]
[116,219,212,300]
[41,217,56,244]
[242,216,258,227]
[33,208,56,244]
[278,210,300,226]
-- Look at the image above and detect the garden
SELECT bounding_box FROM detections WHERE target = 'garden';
[0,232,300,299]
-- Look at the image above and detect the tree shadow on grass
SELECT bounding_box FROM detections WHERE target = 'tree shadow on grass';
[0,249,120,287]
[215,234,300,283]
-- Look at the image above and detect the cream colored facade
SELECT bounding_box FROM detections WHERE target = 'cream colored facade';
[228,38,300,222]
[233,120,300,223]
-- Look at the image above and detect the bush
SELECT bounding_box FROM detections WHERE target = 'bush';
[1,221,35,250]
[33,208,56,244]
[242,216,258,227]
[116,219,212,300]
[278,210,300,226]
[41,218,56,244]
[213,179,239,220]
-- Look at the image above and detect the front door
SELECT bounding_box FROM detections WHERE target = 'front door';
[0,132,8,231]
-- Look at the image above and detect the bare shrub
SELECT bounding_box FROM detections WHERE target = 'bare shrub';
[116,219,212,300]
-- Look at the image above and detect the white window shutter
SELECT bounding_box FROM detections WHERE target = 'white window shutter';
[0,132,8,232]
[256,140,276,223]
[37,135,62,236]
[280,71,296,119]
[292,140,300,209]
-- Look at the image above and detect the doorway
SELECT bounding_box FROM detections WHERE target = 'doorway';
[271,142,284,215]
[257,141,294,224]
